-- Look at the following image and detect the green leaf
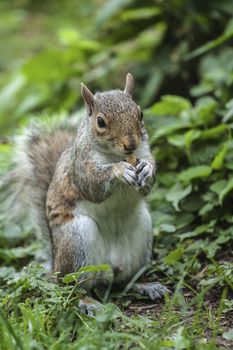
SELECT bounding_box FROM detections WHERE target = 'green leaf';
[23,50,74,84]
[199,202,214,216]
[184,129,201,152]
[0,75,25,112]
[175,213,194,229]
[222,329,233,340]
[199,277,220,287]
[78,264,111,273]
[173,327,191,349]
[0,266,15,280]
[121,7,161,21]
[211,143,229,170]
[166,184,192,211]
[201,124,229,140]
[167,134,185,148]
[150,121,190,143]
[96,0,133,24]
[223,98,233,123]
[0,244,38,262]
[164,247,184,265]
[219,178,233,204]
[160,223,176,233]
[184,26,233,60]
[151,95,191,116]
[96,304,122,323]
[179,224,213,241]
[140,70,163,106]
[179,166,212,183]
[0,144,11,155]
[193,97,217,125]
[62,264,111,284]
[210,180,227,196]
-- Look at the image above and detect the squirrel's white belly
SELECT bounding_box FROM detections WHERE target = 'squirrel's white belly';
[73,185,153,284]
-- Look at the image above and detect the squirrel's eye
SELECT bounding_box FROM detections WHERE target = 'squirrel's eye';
[97,116,106,128]
[140,111,144,120]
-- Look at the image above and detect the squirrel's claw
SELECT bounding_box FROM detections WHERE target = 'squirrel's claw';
[114,162,139,191]
[132,282,170,301]
[121,173,139,191]
[136,159,155,191]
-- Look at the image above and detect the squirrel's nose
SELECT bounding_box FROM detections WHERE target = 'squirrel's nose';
[123,139,138,152]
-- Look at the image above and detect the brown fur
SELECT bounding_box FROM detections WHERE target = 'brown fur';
[46,150,79,228]
[89,90,142,155]
[3,74,155,279]
[2,120,77,259]
[45,80,150,275]
[53,233,78,275]
[29,130,75,190]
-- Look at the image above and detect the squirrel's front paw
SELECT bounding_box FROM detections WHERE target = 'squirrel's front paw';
[78,297,102,318]
[113,162,139,190]
[136,159,155,193]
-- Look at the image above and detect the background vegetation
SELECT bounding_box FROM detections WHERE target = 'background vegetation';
[0,0,233,349]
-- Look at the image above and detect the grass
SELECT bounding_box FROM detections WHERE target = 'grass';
[0,261,232,349]
[0,2,233,347]
[0,179,232,349]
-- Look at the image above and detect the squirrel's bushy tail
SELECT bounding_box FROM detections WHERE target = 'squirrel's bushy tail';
[0,116,77,262]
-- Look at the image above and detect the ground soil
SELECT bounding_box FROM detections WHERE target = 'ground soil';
[117,289,233,349]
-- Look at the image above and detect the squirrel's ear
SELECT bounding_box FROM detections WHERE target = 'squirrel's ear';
[80,82,95,116]
[124,73,134,96]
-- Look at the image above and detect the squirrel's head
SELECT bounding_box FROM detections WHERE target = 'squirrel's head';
[80,73,144,157]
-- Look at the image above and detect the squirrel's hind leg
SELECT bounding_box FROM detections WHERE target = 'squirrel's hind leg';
[132,282,170,301]
[52,214,105,286]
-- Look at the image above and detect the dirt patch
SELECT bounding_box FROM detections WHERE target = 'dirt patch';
[117,289,233,349]
[120,299,164,318]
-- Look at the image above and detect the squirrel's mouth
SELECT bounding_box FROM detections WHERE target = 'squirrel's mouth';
[124,150,135,155]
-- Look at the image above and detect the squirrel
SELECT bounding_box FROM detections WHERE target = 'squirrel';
[2,73,168,313]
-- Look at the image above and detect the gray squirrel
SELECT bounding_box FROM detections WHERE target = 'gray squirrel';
[2,73,168,312]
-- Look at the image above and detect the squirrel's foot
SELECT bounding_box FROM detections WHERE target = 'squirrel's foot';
[78,296,102,317]
[113,162,139,190]
[132,282,170,301]
[136,160,155,194]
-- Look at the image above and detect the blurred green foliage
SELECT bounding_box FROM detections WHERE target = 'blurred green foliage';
[1,0,233,349]
[1,0,233,134]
